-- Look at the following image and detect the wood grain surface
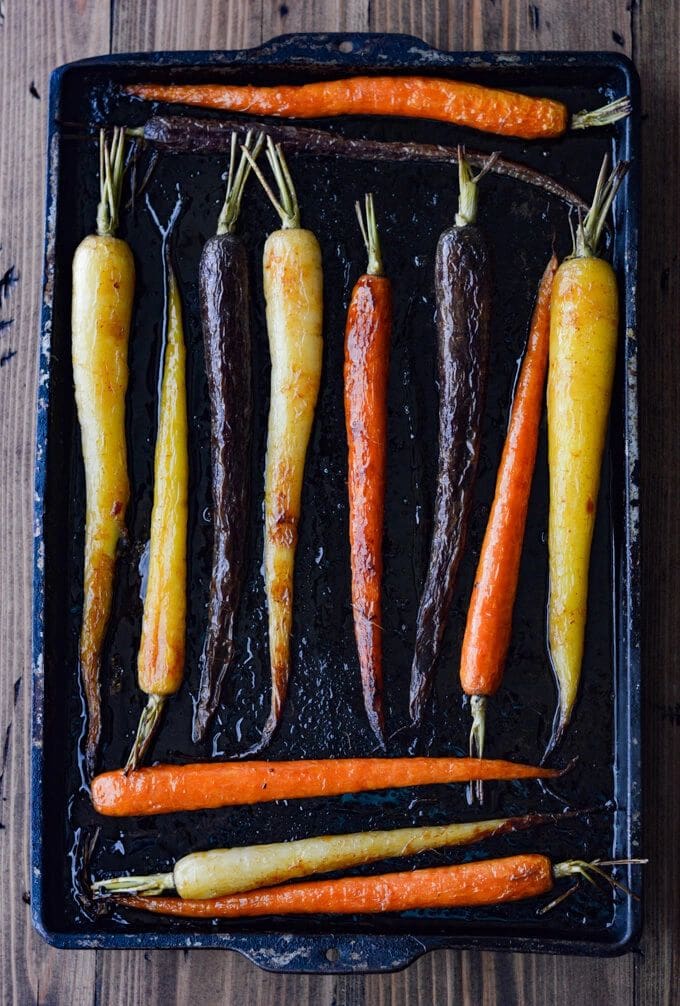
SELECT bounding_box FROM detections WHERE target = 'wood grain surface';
[0,1,676,1003]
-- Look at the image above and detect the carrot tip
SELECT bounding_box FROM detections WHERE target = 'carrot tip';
[368,716,387,751]
[238,708,279,758]
[557,755,579,777]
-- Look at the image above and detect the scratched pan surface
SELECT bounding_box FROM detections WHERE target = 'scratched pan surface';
[32,35,641,970]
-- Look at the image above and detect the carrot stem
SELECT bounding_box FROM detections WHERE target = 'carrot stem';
[570,96,632,131]
[455,147,498,227]
[355,193,383,277]
[242,136,299,228]
[124,694,165,775]
[96,127,126,238]
[467,695,487,805]
[573,155,629,258]
[216,130,263,236]
[94,872,174,896]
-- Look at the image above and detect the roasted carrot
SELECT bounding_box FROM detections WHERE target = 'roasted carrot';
[91,756,563,817]
[344,194,391,747]
[109,855,643,918]
[125,252,188,772]
[460,256,557,799]
[136,116,593,213]
[546,157,628,755]
[240,138,323,752]
[410,151,493,726]
[73,128,134,779]
[126,79,631,140]
[93,812,568,899]
[193,132,262,742]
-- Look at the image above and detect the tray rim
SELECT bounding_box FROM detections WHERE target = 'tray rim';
[31,32,642,970]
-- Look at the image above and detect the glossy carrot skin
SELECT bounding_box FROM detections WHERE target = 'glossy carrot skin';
[169,813,560,898]
[460,256,557,698]
[547,256,619,748]
[137,269,188,697]
[140,116,593,213]
[127,78,568,139]
[410,223,491,725]
[260,227,323,748]
[344,273,391,745]
[193,235,251,740]
[72,234,134,778]
[114,854,554,917]
[91,756,563,817]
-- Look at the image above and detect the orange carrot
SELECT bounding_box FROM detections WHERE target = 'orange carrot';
[460,256,557,797]
[126,79,631,141]
[112,854,555,917]
[344,194,391,747]
[91,756,563,817]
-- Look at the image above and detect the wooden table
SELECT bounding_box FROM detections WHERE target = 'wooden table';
[0,2,676,1003]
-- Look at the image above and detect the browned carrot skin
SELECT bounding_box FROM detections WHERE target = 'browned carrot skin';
[344,196,391,747]
[90,756,564,817]
[345,274,391,744]
[113,854,555,917]
[127,78,570,138]
[73,128,133,780]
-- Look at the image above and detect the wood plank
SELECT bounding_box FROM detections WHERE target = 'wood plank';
[369,0,632,50]
[2,0,672,1003]
[634,0,680,1001]
[0,2,109,1003]
[112,0,259,52]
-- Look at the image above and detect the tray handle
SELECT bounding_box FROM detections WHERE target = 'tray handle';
[243,31,445,67]
[238,932,434,975]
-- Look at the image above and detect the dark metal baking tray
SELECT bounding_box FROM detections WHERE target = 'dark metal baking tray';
[32,33,641,970]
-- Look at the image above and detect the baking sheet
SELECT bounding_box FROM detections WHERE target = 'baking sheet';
[32,34,641,970]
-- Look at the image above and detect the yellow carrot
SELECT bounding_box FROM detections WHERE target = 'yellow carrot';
[125,265,188,771]
[242,137,323,752]
[72,128,134,779]
[546,156,628,754]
